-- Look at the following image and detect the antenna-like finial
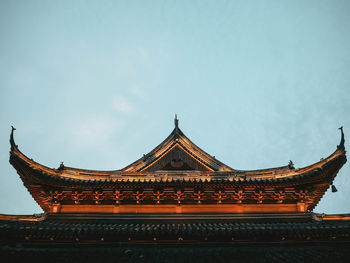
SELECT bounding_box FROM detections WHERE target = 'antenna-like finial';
[174,114,179,128]
[337,126,345,151]
[10,126,18,149]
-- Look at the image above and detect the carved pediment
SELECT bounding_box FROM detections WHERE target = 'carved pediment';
[143,145,211,171]
[121,118,234,172]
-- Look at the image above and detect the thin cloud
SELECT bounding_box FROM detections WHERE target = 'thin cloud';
[129,84,148,100]
[137,46,152,67]
[112,96,134,114]
[63,115,122,152]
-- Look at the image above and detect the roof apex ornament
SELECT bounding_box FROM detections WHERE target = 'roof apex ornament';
[10,126,18,149]
[174,114,179,129]
[337,126,345,151]
[288,160,295,170]
[58,162,65,170]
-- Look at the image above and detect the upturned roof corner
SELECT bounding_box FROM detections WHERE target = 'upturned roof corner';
[10,126,18,150]
[337,126,345,152]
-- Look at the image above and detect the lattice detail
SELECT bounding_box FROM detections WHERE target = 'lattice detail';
[272,190,286,203]
[132,190,145,204]
[214,189,224,204]
[33,185,330,208]
[295,189,310,203]
[232,190,244,203]
[113,189,125,205]
[72,191,84,204]
[153,190,165,204]
[41,190,65,205]
[252,190,264,204]
[174,189,185,205]
[93,190,105,204]
[193,189,204,204]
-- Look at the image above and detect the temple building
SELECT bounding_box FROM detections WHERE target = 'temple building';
[1,117,349,262]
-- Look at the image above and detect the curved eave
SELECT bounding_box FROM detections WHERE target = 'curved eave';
[10,148,346,188]
[9,128,117,177]
[9,127,346,187]
[10,146,115,182]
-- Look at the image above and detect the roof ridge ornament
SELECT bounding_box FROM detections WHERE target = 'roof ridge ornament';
[58,162,65,171]
[288,160,295,170]
[174,114,179,129]
[10,126,18,149]
[337,126,345,151]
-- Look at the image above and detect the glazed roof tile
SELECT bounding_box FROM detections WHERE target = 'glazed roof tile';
[1,213,349,243]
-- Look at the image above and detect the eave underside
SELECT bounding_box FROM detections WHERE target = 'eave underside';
[10,146,346,213]
[9,127,347,213]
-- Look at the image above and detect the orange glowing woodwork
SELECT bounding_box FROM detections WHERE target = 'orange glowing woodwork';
[9,121,347,214]
[49,203,307,213]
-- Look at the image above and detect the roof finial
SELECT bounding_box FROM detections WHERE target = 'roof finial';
[288,160,295,170]
[337,126,345,151]
[10,126,18,149]
[58,162,65,170]
[174,114,179,128]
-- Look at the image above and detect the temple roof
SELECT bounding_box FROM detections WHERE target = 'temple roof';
[4,123,349,260]
[9,120,346,183]
[8,120,347,213]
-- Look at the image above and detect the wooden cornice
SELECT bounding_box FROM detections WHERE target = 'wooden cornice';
[9,125,347,213]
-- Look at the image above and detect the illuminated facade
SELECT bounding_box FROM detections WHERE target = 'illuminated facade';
[8,118,347,214]
[1,118,349,262]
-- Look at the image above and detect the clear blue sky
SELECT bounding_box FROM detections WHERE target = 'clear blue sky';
[1,0,349,214]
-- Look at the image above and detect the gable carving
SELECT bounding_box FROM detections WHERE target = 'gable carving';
[143,145,211,172]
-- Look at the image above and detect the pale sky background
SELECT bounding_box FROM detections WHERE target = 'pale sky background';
[0,0,349,214]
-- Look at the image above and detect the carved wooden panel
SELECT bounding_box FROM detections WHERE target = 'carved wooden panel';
[144,146,211,171]
[38,185,321,211]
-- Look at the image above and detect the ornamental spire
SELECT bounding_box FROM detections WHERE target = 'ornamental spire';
[174,114,179,128]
